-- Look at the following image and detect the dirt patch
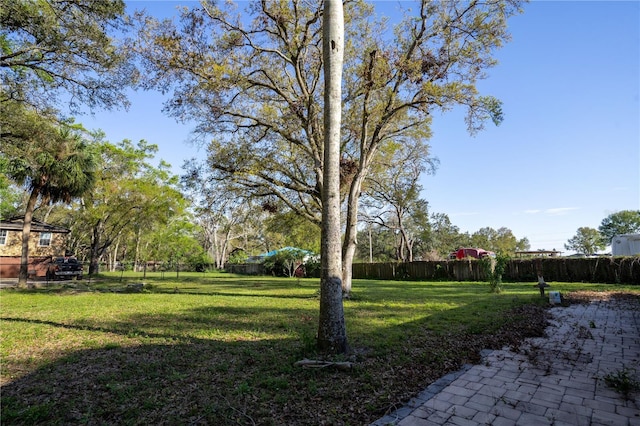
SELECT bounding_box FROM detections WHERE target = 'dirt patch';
[562,290,640,304]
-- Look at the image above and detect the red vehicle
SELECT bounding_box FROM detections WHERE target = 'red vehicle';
[449,248,496,260]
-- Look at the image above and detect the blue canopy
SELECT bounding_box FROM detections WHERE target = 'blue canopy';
[260,247,313,257]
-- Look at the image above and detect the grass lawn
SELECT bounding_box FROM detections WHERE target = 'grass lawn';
[1,272,637,425]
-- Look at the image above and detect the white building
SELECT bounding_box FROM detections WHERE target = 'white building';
[611,234,640,256]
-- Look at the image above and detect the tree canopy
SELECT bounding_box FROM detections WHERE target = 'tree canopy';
[0,0,135,114]
[565,227,606,256]
[598,210,640,243]
[470,226,530,255]
[69,138,186,274]
[362,139,437,262]
[134,0,524,293]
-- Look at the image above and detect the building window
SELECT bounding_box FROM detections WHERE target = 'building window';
[39,232,52,247]
[0,229,6,245]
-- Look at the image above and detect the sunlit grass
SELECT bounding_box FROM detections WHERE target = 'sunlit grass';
[3,273,630,368]
[1,272,637,425]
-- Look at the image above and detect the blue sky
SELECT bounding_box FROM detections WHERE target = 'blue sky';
[84,1,640,253]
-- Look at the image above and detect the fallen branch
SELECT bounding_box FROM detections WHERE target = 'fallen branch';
[294,358,354,371]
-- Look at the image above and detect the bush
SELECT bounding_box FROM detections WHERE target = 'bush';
[304,260,321,278]
[185,252,213,272]
[481,255,510,293]
[227,250,248,264]
[263,249,314,277]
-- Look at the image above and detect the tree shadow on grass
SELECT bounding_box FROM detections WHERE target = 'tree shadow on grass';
[2,303,318,342]
[2,340,299,425]
[1,288,551,426]
[151,289,320,300]
[2,304,327,426]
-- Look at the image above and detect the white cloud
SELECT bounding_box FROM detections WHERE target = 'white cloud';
[545,207,579,216]
[521,207,579,216]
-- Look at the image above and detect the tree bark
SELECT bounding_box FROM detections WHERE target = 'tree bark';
[134,226,141,272]
[88,215,130,275]
[317,0,348,354]
[368,225,373,263]
[89,219,104,275]
[18,188,40,287]
[111,237,120,272]
[212,225,221,268]
[341,172,365,296]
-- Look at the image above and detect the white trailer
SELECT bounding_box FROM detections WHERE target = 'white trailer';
[611,234,640,256]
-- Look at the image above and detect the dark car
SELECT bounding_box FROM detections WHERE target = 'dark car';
[47,257,83,280]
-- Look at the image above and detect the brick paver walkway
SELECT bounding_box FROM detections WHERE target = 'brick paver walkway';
[372,296,640,426]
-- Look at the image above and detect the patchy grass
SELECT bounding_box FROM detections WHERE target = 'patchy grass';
[603,367,640,400]
[1,272,637,425]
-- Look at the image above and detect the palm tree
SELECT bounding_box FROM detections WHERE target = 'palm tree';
[4,123,98,287]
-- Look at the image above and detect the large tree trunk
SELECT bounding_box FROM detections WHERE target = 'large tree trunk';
[219,228,231,269]
[212,225,221,268]
[110,237,120,272]
[317,0,347,354]
[368,225,373,263]
[88,218,124,275]
[405,233,414,262]
[18,188,40,288]
[133,227,141,272]
[341,174,364,296]
[89,219,103,275]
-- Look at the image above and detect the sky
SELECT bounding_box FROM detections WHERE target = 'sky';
[83,0,640,254]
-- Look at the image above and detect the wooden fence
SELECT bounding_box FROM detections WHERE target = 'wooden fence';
[225,263,266,275]
[226,257,640,284]
[352,257,640,284]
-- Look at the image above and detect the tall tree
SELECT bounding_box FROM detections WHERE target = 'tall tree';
[264,211,321,253]
[470,226,529,255]
[0,163,22,219]
[182,165,263,269]
[317,0,347,353]
[362,139,436,262]
[70,139,185,274]
[134,0,523,295]
[2,120,98,287]
[127,161,186,271]
[565,227,606,256]
[355,224,398,262]
[424,212,468,259]
[0,0,134,114]
[598,210,640,243]
[146,218,206,275]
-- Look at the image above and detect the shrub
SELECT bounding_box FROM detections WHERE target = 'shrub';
[263,249,313,277]
[481,254,510,293]
[227,250,248,264]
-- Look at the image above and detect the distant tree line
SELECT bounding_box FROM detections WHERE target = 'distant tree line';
[565,210,640,255]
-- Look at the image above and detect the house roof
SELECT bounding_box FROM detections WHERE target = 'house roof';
[614,233,640,239]
[0,217,70,234]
